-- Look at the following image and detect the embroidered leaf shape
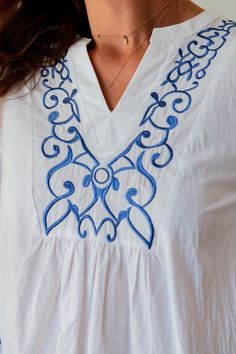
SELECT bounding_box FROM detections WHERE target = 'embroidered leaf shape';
[151,91,159,101]
[166,115,178,128]
[178,48,183,57]
[63,97,71,104]
[44,199,71,235]
[112,177,120,191]
[127,206,154,249]
[71,88,78,98]
[118,210,128,221]
[82,174,92,187]
[48,111,59,122]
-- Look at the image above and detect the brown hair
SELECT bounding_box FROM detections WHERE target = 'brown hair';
[0,0,91,97]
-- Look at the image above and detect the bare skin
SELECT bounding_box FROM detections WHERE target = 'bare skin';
[84,0,205,111]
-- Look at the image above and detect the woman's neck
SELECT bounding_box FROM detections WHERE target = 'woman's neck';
[84,0,204,50]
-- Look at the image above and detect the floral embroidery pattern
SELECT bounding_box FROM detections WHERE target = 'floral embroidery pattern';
[40,19,236,249]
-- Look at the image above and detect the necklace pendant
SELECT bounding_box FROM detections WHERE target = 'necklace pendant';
[123,35,129,45]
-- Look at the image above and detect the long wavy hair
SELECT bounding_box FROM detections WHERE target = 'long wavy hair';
[0,0,91,97]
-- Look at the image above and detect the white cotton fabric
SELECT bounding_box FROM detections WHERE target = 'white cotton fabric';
[0,8,236,354]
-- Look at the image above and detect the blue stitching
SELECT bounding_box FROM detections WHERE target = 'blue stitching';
[39,19,236,249]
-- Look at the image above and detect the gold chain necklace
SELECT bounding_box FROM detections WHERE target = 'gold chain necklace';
[92,0,176,45]
[102,0,176,92]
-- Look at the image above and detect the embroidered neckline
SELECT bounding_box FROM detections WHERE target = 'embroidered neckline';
[39,18,236,249]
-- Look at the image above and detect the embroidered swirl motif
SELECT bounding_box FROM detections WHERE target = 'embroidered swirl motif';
[40,19,236,249]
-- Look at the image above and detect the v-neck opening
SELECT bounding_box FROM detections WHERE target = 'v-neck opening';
[68,41,179,162]
[66,9,219,162]
[83,38,154,115]
[80,36,156,117]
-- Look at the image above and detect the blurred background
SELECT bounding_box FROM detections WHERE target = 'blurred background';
[194,0,236,19]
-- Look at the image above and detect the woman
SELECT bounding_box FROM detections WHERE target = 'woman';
[0,0,236,353]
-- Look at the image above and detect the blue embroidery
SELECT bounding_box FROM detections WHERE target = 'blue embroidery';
[40,19,236,249]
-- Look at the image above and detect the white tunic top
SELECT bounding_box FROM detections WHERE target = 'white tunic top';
[0,8,236,354]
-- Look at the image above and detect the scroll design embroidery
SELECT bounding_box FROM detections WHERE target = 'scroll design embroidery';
[40,19,236,249]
